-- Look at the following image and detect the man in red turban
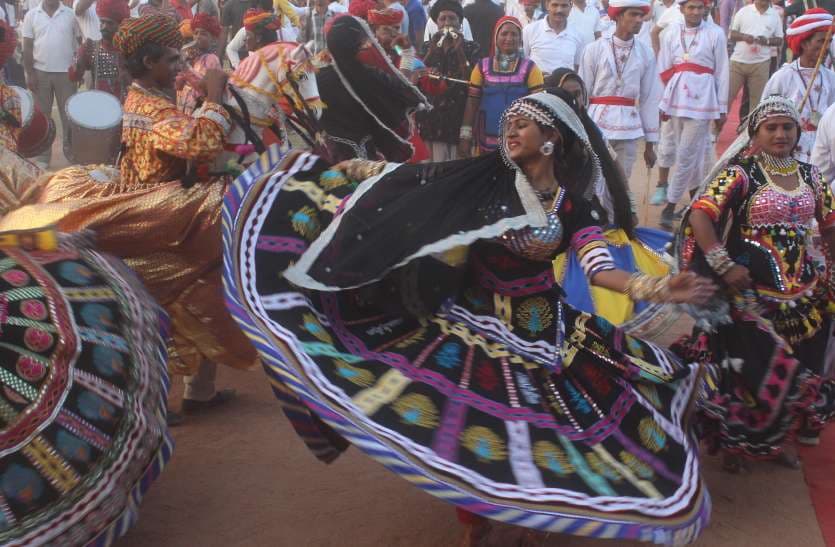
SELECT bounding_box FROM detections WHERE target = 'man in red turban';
[761,8,835,161]
[367,7,406,58]
[69,0,131,102]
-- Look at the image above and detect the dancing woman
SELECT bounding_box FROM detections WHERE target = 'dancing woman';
[224,92,718,544]
[677,96,835,470]
[317,15,429,162]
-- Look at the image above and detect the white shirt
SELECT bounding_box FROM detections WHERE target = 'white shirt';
[522,18,583,74]
[657,20,729,120]
[22,3,79,72]
[225,24,299,68]
[729,4,782,64]
[652,0,673,24]
[0,3,17,27]
[579,35,663,141]
[567,2,602,46]
[424,16,473,41]
[763,62,835,162]
[599,14,615,37]
[72,0,101,41]
[812,101,835,188]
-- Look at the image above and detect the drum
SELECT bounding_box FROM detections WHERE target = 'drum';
[66,90,122,165]
[11,85,56,158]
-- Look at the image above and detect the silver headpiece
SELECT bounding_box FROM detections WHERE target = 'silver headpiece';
[747,95,801,136]
[499,92,603,197]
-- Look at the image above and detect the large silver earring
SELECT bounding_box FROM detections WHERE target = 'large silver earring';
[540,141,554,156]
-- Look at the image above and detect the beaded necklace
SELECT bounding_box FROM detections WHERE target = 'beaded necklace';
[758,152,798,177]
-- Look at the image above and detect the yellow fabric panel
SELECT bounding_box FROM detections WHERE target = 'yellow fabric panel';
[553,229,670,327]
[527,65,545,91]
[468,62,484,87]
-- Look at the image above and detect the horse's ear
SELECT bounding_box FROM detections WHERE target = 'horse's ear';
[290,42,313,63]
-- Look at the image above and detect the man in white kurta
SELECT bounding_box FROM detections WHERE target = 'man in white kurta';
[812,101,835,189]
[579,0,662,181]
[655,0,728,229]
[763,9,835,163]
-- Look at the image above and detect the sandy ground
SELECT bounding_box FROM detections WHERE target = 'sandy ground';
[34,114,825,547]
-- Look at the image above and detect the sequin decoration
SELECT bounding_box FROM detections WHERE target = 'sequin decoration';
[500,189,565,261]
[747,179,815,227]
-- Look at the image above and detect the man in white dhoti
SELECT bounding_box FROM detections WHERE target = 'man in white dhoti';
[763,8,835,163]
[655,0,728,230]
[579,0,662,182]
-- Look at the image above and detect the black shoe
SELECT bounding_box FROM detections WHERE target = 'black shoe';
[182,388,237,414]
[659,208,677,231]
[167,410,184,427]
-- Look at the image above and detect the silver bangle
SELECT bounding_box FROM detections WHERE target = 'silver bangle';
[705,245,735,276]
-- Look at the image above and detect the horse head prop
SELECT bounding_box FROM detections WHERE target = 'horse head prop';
[223,41,323,160]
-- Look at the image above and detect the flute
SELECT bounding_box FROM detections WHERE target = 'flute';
[426,73,470,85]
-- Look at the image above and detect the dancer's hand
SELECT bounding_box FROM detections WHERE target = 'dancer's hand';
[201,68,228,104]
[666,271,717,305]
[722,265,752,291]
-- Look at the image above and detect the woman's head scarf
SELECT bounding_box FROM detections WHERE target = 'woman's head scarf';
[746,94,801,136]
[499,92,602,193]
[547,67,589,108]
[191,12,222,38]
[490,16,522,57]
[324,15,429,159]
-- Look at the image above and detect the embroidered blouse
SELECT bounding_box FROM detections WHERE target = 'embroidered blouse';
[689,157,835,297]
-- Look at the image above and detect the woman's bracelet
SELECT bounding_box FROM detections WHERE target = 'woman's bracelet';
[704,244,735,276]
[624,273,671,303]
[342,159,386,180]
[459,125,472,139]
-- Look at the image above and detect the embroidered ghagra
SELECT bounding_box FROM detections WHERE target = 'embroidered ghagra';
[223,151,710,544]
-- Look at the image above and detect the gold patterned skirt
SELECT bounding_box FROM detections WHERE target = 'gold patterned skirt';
[0,165,257,375]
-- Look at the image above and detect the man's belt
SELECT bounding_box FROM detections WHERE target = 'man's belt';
[660,62,715,84]
[589,96,636,106]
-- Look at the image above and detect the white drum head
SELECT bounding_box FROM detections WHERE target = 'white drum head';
[10,86,33,128]
[66,90,123,130]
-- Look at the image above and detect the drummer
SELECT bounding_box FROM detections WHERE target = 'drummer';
[0,19,41,214]
[69,0,131,102]
[114,14,256,414]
